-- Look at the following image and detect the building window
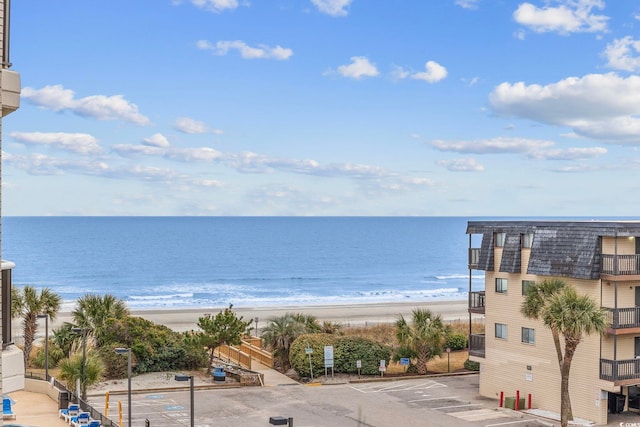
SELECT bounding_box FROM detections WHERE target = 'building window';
[522,280,535,295]
[495,278,508,293]
[522,327,535,344]
[495,323,507,339]
[522,233,534,248]
[495,232,506,247]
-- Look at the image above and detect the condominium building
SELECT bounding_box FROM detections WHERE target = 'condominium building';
[0,0,23,395]
[467,220,640,425]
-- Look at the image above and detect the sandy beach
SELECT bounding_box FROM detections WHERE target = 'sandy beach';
[26,300,470,338]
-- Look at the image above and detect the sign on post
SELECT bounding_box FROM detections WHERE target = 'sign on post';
[324,345,334,378]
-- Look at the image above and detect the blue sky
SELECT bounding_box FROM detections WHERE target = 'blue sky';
[5,0,640,216]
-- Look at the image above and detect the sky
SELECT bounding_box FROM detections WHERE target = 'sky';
[4,0,640,216]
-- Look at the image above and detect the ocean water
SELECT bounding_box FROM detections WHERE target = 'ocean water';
[2,217,484,311]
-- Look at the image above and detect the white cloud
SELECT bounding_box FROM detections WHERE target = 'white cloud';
[513,0,609,34]
[167,147,224,162]
[428,136,555,154]
[528,146,607,160]
[10,131,102,155]
[143,133,170,148]
[455,0,480,10]
[335,56,379,79]
[411,61,448,83]
[489,73,640,143]
[311,0,352,17]
[174,117,223,135]
[4,152,109,176]
[21,85,150,125]
[603,36,640,72]
[390,65,410,81]
[112,144,166,157]
[197,40,293,60]
[437,158,484,172]
[190,0,240,13]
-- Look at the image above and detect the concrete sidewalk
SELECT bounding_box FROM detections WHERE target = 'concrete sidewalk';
[7,389,68,427]
[250,360,300,386]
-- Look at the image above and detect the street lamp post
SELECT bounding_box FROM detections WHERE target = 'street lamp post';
[36,314,49,381]
[174,374,194,427]
[115,348,132,427]
[254,317,259,337]
[71,327,87,400]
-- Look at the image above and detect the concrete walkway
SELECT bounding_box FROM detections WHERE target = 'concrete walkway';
[7,389,68,427]
[250,360,300,386]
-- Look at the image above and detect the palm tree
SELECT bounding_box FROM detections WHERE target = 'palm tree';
[59,352,104,398]
[261,314,307,370]
[12,285,62,369]
[72,294,129,345]
[521,281,607,427]
[395,308,449,375]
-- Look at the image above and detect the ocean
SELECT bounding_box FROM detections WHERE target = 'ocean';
[2,216,483,311]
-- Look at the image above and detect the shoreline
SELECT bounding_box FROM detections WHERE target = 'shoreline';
[38,300,470,335]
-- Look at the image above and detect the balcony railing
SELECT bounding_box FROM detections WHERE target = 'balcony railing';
[469,248,480,268]
[469,334,485,358]
[469,291,485,312]
[605,307,640,329]
[601,358,640,382]
[602,254,640,276]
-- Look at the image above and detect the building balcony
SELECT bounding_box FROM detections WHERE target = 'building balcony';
[468,291,485,314]
[604,307,640,334]
[601,254,640,280]
[1,69,20,117]
[600,358,640,386]
[469,248,480,269]
[469,334,485,358]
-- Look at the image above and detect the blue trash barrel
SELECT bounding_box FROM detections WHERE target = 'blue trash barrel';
[213,366,226,382]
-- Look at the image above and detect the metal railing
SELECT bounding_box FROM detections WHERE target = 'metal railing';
[604,307,640,329]
[469,291,485,311]
[469,334,485,358]
[600,358,640,382]
[602,254,640,276]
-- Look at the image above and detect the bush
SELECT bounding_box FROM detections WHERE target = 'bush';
[445,333,467,351]
[289,333,335,377]
[101,316,208,374]
[334,336,391,375]
[99,343,134,379]
[464,359,480,371]
[289,334,392,377]
[32,340,66,369]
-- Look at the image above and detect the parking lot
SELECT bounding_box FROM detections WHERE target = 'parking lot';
[89,374,553,427]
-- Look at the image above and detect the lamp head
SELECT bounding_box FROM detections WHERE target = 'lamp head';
[174,374,192,382]
[114,348,130,355]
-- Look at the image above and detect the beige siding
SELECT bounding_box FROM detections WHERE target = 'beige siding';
[481,260,609,424]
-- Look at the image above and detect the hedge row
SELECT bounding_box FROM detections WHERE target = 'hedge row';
[289,333,392,377]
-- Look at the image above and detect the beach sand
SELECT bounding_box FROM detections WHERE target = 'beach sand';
[38,300,470,335]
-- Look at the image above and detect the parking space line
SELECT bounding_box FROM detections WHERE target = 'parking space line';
[485,420,538,426]
[408,396,459,403]
[432,403,484,410]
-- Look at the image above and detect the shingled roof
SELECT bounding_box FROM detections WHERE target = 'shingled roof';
[466,221,640,280]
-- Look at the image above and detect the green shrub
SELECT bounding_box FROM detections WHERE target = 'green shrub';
[445,333,467,351]
[99,343,133,379]
[32,341,66,369]
[289,334,392,377]
[335,336,391,375]
[464,359,480,371]
[102,316,207,374]
[289,333,336,377]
